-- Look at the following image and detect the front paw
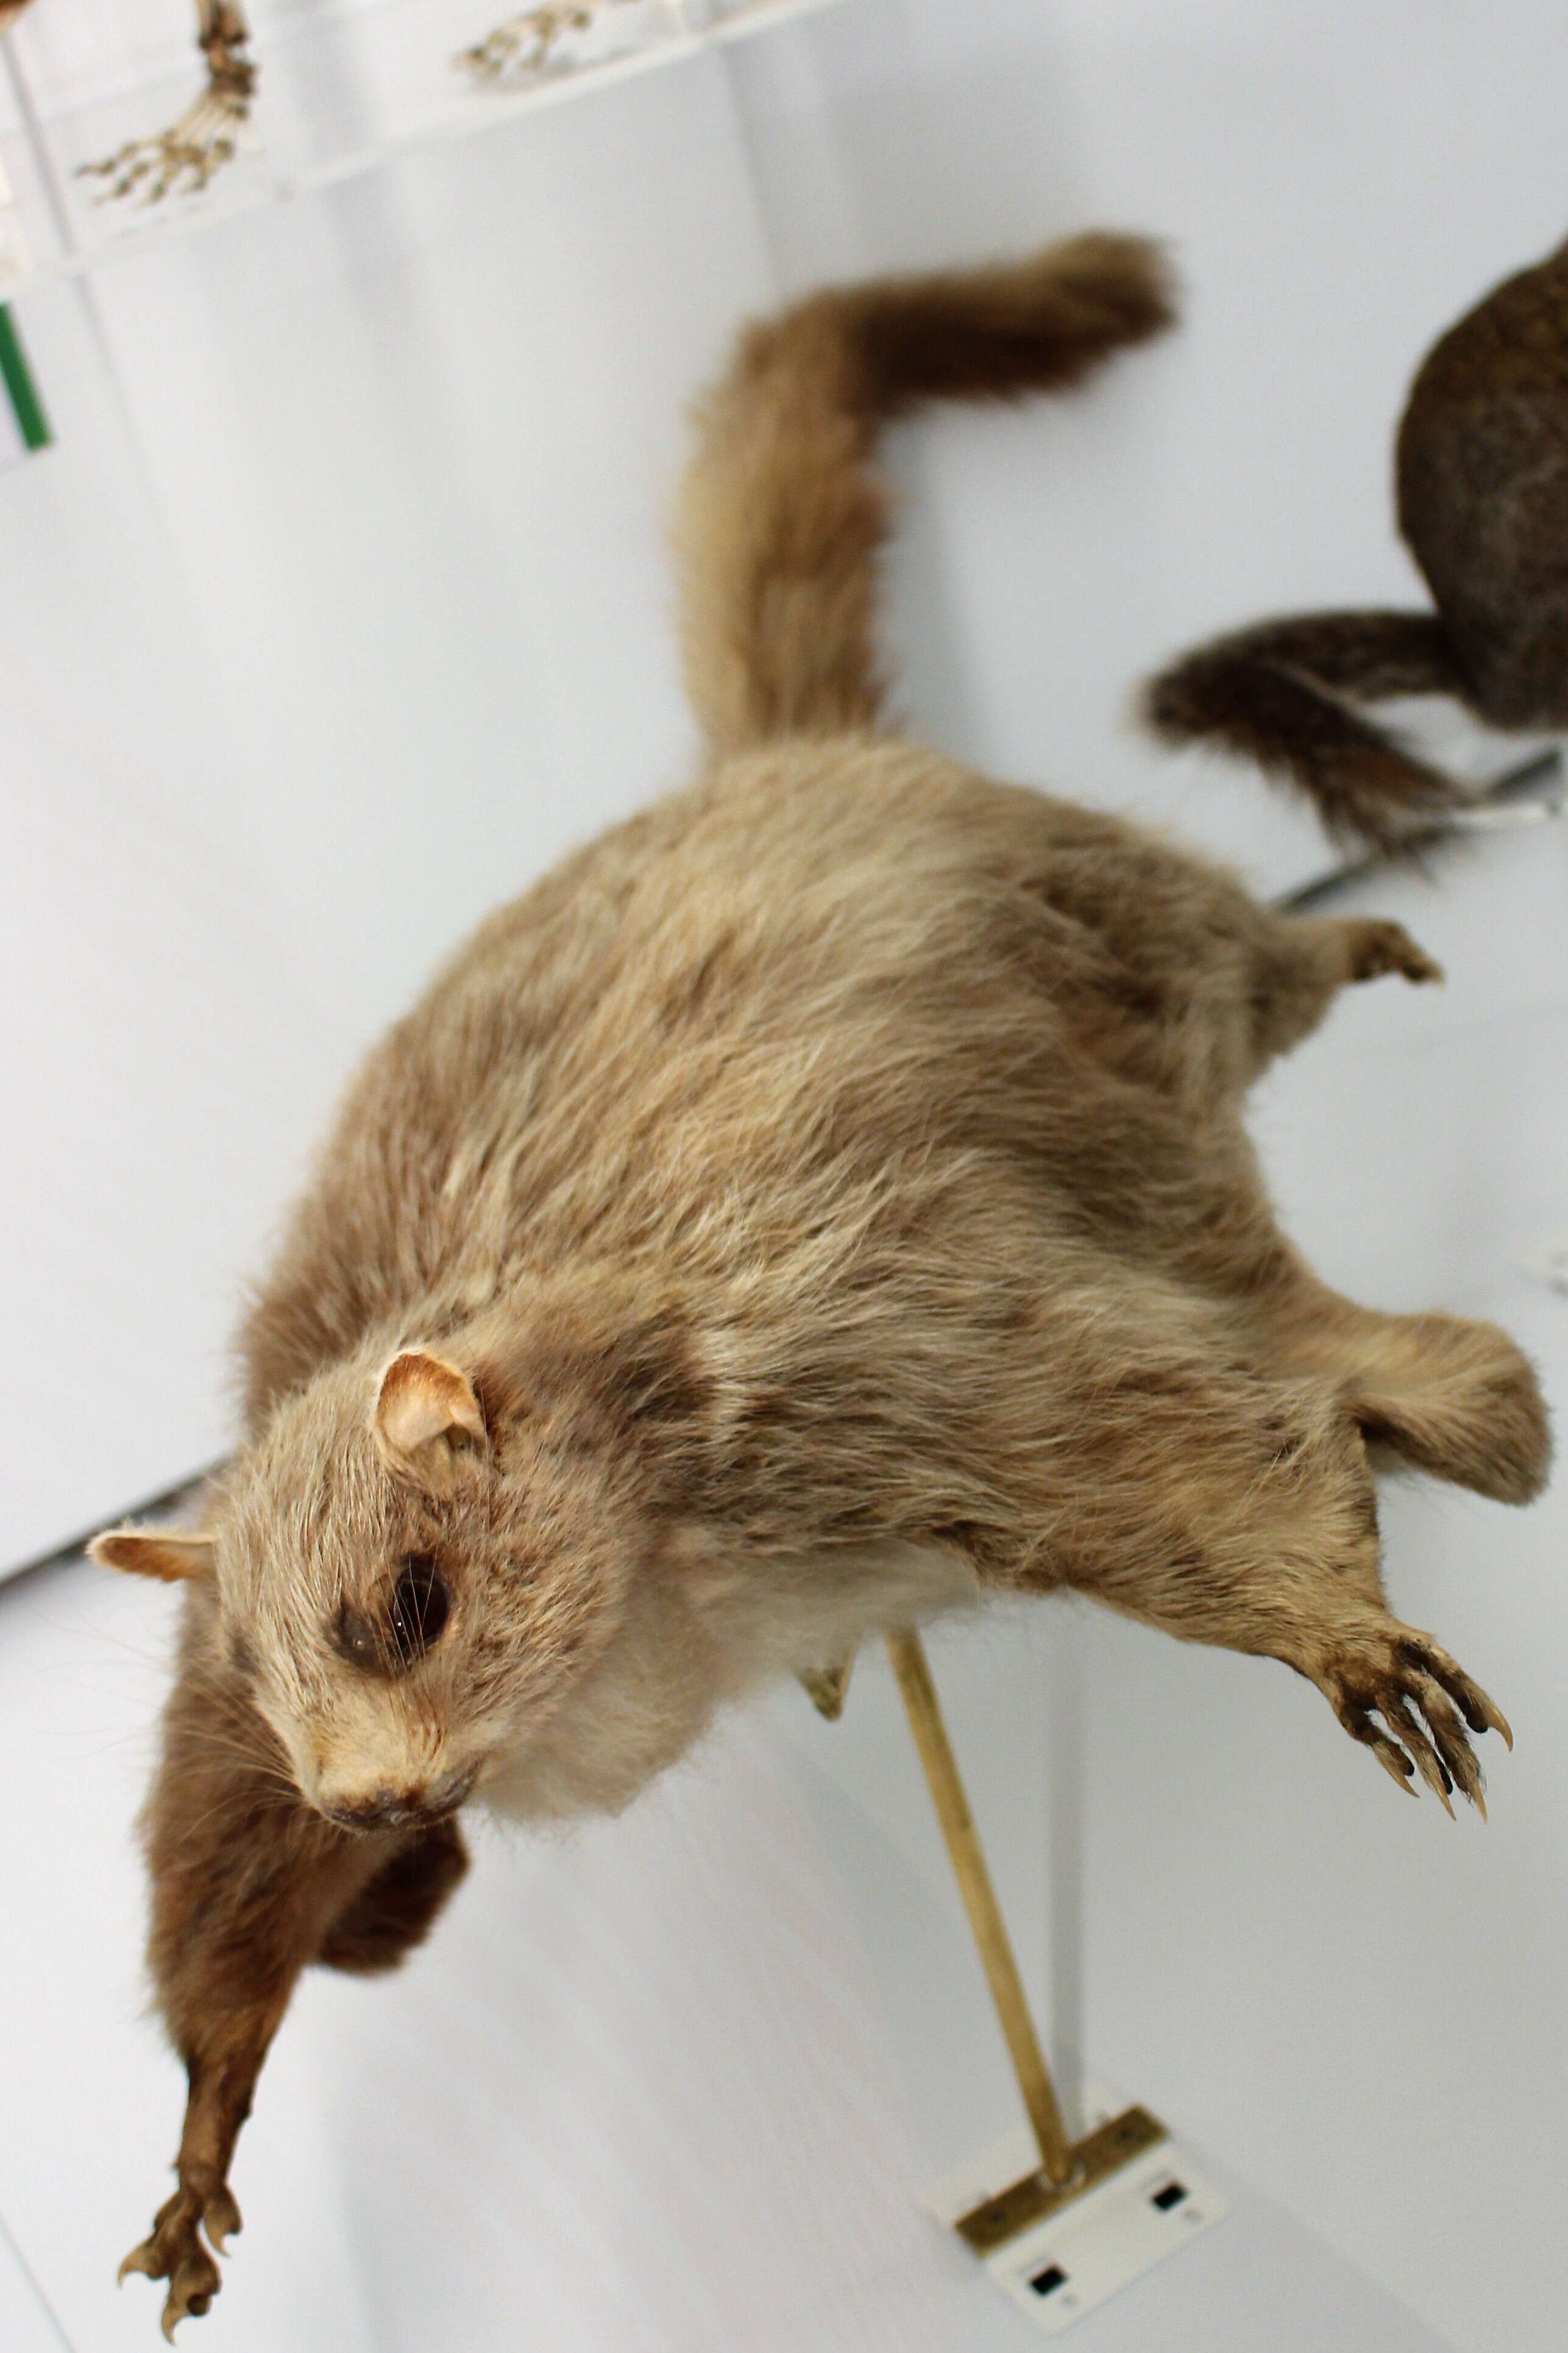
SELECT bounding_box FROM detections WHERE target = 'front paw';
[1318,1620,1511,1817]
[120,2178,241,2338]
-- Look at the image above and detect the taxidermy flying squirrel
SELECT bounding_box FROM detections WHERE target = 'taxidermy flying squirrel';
[1144,238,1568,848]
[90,232,1548,2337]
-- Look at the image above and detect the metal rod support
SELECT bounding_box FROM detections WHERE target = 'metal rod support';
[885,1628,1075,2188]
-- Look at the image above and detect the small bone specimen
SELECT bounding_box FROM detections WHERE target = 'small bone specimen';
[77,0,255,205]
[458,0,641,85]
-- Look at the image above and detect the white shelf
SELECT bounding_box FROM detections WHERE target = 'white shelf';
[0,0,842,290]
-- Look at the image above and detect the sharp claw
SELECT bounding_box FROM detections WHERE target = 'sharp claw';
[1340,1638,1512,1817]
[1472,1695,1511,1748]
[160,2265,216,2339]
[1410,1675,1486,1815]
[204,2186,242,2254]
[1429,1652,1512,1750]
[1442,1750,1485,1815]
[1414,1748,1456,1817]
[122,2188,229,2331]
[1442,1682,1484,1735]
[1387,1703,1456,1815]
[1464,1687,1511,1748]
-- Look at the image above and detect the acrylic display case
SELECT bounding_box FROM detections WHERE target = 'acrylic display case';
[0,0,838,286]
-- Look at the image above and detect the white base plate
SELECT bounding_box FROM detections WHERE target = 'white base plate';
[926,2091,1230,2338]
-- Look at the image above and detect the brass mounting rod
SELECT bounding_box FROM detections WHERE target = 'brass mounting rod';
[884,1628,1075,2189]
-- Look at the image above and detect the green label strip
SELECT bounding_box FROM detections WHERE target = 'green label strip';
[0,307,50,452]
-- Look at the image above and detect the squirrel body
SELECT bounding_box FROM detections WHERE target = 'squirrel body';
[93,235,1547,2335]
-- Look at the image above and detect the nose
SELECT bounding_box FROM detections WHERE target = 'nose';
[322,1768,475,1831]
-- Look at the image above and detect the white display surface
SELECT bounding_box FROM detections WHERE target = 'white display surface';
[0,2216,66,2353]
[983,2146,1229,2339]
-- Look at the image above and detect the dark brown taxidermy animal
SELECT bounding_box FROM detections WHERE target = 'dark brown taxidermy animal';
[90,233,1549,2337]
[1144,238,1568,849]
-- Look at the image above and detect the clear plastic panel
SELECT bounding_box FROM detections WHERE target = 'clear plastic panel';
[0,0,840,285]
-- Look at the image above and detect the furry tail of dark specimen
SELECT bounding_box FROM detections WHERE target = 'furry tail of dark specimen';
[1143,610,1477,853]
[675,232,1176,760]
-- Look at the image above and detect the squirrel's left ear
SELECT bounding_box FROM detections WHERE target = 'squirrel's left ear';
[88,1528,216,1582]
[374,1349,488,1484]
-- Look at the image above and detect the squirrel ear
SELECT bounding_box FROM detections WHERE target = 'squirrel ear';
[88,1528,216,1582]
[374,1350,487,1481]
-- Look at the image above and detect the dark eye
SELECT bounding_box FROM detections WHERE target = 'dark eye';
[388,1554,450,1665]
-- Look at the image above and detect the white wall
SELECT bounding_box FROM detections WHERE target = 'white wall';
[0,49,780,1563]
[1,0,1564,2344]
[0,276,330,1561]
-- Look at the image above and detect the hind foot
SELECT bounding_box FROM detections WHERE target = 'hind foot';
[1344,918,1443,985]
[1312,1617,1511,1816]
[120,2176,241,2338]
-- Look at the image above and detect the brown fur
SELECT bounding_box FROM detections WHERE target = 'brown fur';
[675,231,1176,757]
[94,234,1548,2333]
[1143,239,1568,849]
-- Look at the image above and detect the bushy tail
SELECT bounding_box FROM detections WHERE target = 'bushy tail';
[1143,610,1474,853]
[675,232,1176,761]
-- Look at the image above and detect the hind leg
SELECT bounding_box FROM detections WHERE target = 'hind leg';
[1216,1238,1552,1505]
[1158,1158,1550,1504]
[1321,1307,1548,1506]
[1246,908,1442,1069]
